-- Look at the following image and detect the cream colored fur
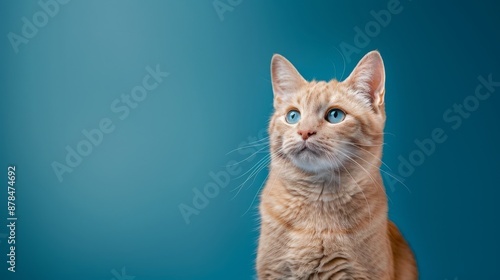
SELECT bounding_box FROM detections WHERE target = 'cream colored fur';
[257,51,417,280]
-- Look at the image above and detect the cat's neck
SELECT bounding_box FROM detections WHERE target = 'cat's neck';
[270,158,385,200]
[263,161,388,233]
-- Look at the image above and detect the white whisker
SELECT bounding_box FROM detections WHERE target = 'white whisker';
[342,149,411,194]
[226,145,269,166]
[225,140,269,155]
[241,173,269,217]
[327,152,373,229]
[329,139,391,171]
[334,148,388,201]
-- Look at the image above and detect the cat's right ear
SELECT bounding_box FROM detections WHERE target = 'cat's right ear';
[271,54,306,108]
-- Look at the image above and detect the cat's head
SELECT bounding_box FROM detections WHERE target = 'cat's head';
[269,51,386,175]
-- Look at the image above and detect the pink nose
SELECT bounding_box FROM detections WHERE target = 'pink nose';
[297,130,316,140]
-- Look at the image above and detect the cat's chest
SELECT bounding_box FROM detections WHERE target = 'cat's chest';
[284,233,370,279]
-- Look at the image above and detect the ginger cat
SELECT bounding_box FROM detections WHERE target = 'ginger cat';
[257,51,417,280]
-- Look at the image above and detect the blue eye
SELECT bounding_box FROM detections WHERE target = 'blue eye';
[326,109,345,124]
[286,110,301,124]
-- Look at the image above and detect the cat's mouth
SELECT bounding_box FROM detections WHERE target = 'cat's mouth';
[296,142,321,156]
[286,141,336,173]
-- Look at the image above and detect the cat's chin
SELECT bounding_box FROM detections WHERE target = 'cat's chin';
[290,154,338,174]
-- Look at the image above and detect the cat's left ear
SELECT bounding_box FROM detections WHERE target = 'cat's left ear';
[345,50,385,110]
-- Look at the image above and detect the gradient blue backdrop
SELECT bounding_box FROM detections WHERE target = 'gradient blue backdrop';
[1,1,499,279]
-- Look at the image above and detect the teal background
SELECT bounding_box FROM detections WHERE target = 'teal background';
[1,0,499,279]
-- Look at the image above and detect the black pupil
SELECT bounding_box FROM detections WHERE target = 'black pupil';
[291,112,296,119]
[331,110,338,118]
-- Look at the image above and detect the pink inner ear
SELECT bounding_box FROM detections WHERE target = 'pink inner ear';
[271,54,306,101]
[346,51,385,105]
[368,65,384,101]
